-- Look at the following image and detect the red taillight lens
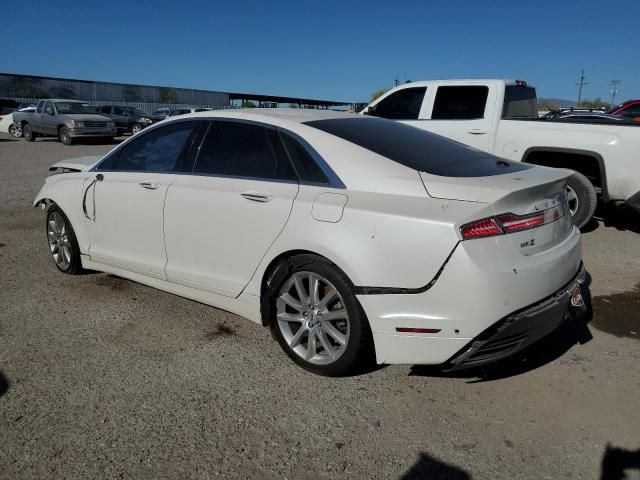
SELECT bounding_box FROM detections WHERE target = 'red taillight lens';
[460,200,569,240]
[497,211,545,232]
[460,217,503,239]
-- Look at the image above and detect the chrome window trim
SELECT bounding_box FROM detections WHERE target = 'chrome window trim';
[91,116,346,190]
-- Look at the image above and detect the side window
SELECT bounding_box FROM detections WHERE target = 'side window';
[113,106,125,116]
[431,86,489,120]
[280,133,329,184]
[194,121,297,181]
[372,87,426,120]
[621,104,640,118]
[113,121,197,172]
[44,102,54,115]
[36,102,44,113]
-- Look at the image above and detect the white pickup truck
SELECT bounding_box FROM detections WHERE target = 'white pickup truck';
[361,79,640,227]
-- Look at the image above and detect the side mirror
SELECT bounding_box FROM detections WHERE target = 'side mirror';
[362,106,375,116]
[48,110,55,116]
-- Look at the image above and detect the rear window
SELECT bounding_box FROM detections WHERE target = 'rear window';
[305,117,531,177]
[502,86,537,119]
[432,86,488,120]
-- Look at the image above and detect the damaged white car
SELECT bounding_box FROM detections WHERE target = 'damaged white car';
[35,110,586,376]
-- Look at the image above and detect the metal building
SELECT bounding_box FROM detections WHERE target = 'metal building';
[0,72,350,111]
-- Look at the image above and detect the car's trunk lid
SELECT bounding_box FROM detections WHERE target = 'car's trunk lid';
[420,165,575,254]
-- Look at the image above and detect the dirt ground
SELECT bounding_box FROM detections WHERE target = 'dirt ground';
[1,133,639,479]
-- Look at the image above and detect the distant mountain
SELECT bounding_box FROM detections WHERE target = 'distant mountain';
[539,98,577,108]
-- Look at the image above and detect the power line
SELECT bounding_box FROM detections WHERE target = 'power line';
[576,70,588,106]
[610,80,622,108]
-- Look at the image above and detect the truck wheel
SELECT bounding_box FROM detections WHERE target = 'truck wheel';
[59,127,73,145]
[566,171,597,229]
[9,124,22,138]
[131,123,143,135]
[23,125,35,142]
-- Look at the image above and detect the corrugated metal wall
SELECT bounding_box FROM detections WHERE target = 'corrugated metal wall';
[0,73,229,106]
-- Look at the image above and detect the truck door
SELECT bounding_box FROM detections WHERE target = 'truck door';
[42,101,57,135]
[421,83,498,152]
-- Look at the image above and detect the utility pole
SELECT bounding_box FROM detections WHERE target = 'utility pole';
[610,80,622,108]
[576,70,588,107]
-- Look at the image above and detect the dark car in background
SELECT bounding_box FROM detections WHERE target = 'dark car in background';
[96,105,164,135]
[542,109,638,124]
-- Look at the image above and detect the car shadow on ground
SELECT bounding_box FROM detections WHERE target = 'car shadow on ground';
[0,138,19,142]
[600,444,640,480]
[581,204,640,234]
[400,452,471,479]
[409,276,594,383]
[35,137,124,145]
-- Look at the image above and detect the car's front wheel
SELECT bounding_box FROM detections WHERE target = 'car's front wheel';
[58,127,73,145]
[46,205,83,274]
[131,123,143,135]
[269,254,373,376]
[8,124,22,138]
[23,125,35,142]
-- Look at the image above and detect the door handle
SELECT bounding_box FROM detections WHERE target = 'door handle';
[467,129,488,135]
[139,182,160,190]
[241,191,273,203]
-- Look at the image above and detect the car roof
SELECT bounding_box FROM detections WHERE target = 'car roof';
[173,108,355,126]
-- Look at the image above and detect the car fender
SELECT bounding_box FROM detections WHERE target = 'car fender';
[34,173,91,254]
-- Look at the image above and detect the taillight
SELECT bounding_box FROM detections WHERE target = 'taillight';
[460,201,569,240]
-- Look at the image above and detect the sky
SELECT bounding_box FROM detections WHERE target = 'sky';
[2,0,639,103]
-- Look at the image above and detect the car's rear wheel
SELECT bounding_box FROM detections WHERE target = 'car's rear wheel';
[23,125,35,142]
[8,124,22,138]
[46,206,83,274]
[269,255,373,376]
[58,127,73,145]
[131,123,143,135]
[566,171,597,229]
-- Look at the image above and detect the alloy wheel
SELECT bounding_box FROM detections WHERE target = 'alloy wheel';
[47,212,71,270]
[276,271,350,365]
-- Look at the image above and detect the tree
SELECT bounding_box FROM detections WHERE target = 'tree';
[579,97,609,109]
[159,87,177,104]
[242,100,256,108]
[370,88,388,102]
[538,99,558,111]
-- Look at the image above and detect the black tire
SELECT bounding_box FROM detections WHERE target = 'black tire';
[46,205,84,275]
[58,127,73,145]
[23,124,35,142]
[566,171,597,229]
[130,123,143,135]
[8,124,22,138]
[266,254,374,376]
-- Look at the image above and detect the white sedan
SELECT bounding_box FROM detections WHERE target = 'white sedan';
[34,110,586,376]
[0,106,35,137]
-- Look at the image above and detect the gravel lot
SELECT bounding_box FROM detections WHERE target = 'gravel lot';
[1,133,639,479]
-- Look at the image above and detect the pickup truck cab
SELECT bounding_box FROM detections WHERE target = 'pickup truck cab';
[13,99,116,145]
[362,80,640,227]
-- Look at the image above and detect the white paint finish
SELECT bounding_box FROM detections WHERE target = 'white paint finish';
[49,156,102,171]
[163,175,298,297]
[363,79,640,204]
[87,172,176,279]
[311,192,348,223]
[373,334,470,365]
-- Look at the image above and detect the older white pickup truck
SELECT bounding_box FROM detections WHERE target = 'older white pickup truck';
[361,79,640,227]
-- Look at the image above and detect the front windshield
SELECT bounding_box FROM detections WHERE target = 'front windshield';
[55,102,97,114]
[123,106,149,116]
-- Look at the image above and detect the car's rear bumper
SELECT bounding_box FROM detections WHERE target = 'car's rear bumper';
[69,128,116,137]
[443,263,587,371]
[358,226,583,366]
